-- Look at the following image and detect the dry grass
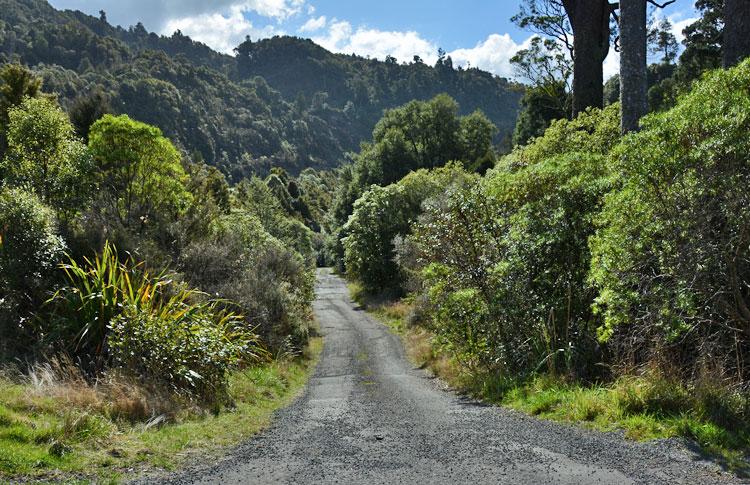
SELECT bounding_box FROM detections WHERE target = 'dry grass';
[22,356,194,424]
[0,337,322,482]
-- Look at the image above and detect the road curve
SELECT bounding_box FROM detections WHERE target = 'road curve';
[166,269,738,484]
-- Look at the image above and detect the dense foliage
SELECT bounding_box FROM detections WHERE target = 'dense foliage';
[0,65,316,403]
[329,95,500,267]
[0,187,65,354]
[590,62,750,381]
[0,0,522,177]
[400,106,620,375]
[341,56,750,395]
[343,164,475,292]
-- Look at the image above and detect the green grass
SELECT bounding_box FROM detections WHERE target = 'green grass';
[0,337,322,483]
[355,290,750,475]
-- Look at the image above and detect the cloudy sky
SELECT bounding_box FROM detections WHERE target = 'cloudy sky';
[48,0,697,80]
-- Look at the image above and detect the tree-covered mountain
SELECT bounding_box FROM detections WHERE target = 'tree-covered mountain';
[0,0,523,179]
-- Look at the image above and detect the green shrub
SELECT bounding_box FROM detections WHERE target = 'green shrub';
[343,164,475,292]
[2,96,94,217]
[108,301,263,401]
[47,242,165,363]
[180,211,314,353]
[46,242,266,398]
[589,59,750,380]
[88,114,191,231]
[404,107,619,376]
[0,187,65,353]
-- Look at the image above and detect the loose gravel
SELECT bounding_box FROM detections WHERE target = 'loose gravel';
[157,269,744,484]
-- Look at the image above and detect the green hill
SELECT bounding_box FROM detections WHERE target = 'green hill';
[0,0,522,178]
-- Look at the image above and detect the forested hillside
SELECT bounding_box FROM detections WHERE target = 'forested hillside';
[0,0,522,178]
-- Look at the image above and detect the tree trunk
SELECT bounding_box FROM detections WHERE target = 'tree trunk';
[619,0,648,133]
[724,0,750,67]
[563,0,611,116]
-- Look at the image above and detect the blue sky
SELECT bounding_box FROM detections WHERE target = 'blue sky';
[49,0,698,80]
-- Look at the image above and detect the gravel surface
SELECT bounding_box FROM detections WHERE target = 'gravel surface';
[160,269,743,484]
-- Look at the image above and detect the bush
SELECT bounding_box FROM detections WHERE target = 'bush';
[47,242,166,365]
[180,211,314,354]
[2,96,93,217]
[589,59,750,381]
[108,301,264,402]
[88,114,191,231]
[343,164,475,292]
[404,107,619,376]
[0,188,65,354]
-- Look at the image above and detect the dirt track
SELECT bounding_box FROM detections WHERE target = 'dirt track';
[164,268,739,484]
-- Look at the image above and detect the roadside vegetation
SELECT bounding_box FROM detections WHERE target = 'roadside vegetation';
[356,289,749,473]
[0,63,330,481]
[0,340,320,480]
[337,10,750,473]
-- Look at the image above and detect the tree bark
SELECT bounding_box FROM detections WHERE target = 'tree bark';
[562,0,612,116]
[619,0,648,133]
[723,0,750,67]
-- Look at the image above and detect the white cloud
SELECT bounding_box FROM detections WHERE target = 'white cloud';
[156,0,308,54]
[49,0,306,31]
[164,6,282,54]
[449,34,535,78]
[313,21,534,78]
[313,20,437,63]
[299,15,327,33]
[670,16,697,45]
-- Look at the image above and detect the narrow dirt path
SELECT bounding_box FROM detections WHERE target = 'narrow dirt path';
[167,269,739,484]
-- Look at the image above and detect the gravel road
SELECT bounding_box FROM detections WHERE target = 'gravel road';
[165,268,742,484]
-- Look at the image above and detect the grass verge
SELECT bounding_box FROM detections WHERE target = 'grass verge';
[0,337,322,483]
[349,282,750,475]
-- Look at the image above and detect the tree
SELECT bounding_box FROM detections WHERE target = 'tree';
[723,0,750,67]
[514,0,613,115]
[2,97,93,216]
[512,0,574,59]
[515,0,675,117]
[0,64,44,154]
[562,0,614,115]
[343,165,474,292]
[678,0,723,82]
[511,36,572,88]
[88,114,190,231]
[619,0,648,133]
[69,89,111,141]
[510,36,572,145]
[648,18,679,64]
[353,94,495,187]
[460,111,498,172]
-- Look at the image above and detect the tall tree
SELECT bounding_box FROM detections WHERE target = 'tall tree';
[678,0,724,80]
[648,18,679,64]
[723,0,750,67]
[0,64,44,155]
[619,0,648,133]
[562,0,614,115]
